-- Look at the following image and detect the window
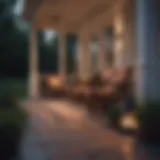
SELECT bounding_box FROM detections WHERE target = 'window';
[104,27,114,67]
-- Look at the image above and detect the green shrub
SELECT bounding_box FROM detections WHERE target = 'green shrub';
[0,93,17,109]
[0,79,27,98]
[138,103,160,144]
[0,94,27,159]
[0,125,21,160]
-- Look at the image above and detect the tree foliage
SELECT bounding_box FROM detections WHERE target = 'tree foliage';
[0,0,76,78]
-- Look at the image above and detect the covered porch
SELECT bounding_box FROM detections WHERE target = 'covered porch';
[23,0,160,105]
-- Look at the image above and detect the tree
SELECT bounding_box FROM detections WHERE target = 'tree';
[0,0,17,35]
[0,0,26,78]
[0,0,76,78]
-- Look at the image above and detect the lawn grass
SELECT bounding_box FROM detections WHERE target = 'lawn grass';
[0,79,27,98]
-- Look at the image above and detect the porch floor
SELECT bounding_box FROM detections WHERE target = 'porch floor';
[20,99,160,160]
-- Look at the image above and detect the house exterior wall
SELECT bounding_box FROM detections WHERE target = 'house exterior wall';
[26,0,160,104]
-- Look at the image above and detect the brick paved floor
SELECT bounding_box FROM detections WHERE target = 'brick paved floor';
[20,99,160,160]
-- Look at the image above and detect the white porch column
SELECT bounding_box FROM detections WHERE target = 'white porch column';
[98,32,106,74]
[135,0,160,104]
[77,36,91,81]
[113,7,126,68]
[28,27,39,99]
[58,32,67,83]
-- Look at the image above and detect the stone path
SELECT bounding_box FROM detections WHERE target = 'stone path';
[20,99,160,160]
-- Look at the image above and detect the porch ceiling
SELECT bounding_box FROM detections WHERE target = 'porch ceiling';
[24,0,124,33]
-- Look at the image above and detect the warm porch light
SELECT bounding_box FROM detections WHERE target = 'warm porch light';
[120,113,139,130]
[47,76,62,88]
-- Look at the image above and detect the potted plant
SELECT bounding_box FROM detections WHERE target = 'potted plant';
[107,106,123,128]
